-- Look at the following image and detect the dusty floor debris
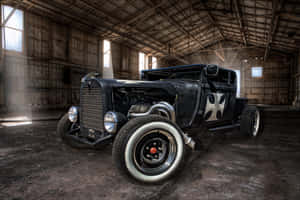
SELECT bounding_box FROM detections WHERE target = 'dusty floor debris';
[0,110,300,200]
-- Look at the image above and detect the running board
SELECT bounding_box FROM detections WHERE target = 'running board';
[208,123,240,132]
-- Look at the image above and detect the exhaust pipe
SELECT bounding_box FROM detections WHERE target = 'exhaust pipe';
[128,101,176,122]
[183,133,195,150]
[128,102,196,149]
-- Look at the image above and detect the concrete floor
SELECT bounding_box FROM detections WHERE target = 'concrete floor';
[0,109,300,200]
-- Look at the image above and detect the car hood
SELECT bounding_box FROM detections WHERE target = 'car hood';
[95,78,179,95]
[82,77,200,128]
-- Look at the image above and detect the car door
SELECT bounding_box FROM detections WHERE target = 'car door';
[199,68,237,126]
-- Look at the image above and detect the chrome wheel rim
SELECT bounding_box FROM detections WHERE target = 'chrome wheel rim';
[133,129,177,175]
[252,110,260,136]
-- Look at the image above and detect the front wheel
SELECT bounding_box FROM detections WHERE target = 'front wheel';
[112,115,185,184]
[57,114,88,149]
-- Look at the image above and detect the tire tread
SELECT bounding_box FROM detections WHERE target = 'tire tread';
[240,105,261,137]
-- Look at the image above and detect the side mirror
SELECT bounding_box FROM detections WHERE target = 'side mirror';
[204,64,219,77]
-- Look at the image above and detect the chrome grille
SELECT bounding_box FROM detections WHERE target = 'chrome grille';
[80,80,104,132]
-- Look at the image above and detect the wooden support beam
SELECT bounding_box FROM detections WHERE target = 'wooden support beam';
[194,0,227,60]
[215,50,225,62]
[264,0,285,61]
[1,8,16,26]
[22,0,189,64]
[123,0,167,26]
[206,14,225,40]
[178,35,224,55]
[144,0,204,50]
[279,13,300,21]
[78,0,163,46]
[173,28,221,52]
[198,0,225,40]
[78,0,189,63]
[233,0,247,46]
[163,23,213,47]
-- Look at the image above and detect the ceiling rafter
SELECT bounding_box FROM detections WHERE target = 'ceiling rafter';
[5,0,300,58]
[173,27,221,52]
[139,0,278,38]
[177,35,224,55]
[233,0,247,46]
[264,0,286,61]
[20,0,188,63]
[222,25,298,45]
[143,0,225,58]
[131,2,225,50]
[198,0,225,40]
[78,0,165,47]
[162,23,214,46]
[143,0,205,50]
[173,0,227,57]
[122,0,167,26]
[182,37,225,57]
[155,14,209,45]
[77,0,189,62]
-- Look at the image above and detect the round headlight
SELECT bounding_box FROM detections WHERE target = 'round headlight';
[104,111,117,133]
[68,106,78,123]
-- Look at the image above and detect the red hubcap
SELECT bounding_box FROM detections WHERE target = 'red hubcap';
[150,147,157,154]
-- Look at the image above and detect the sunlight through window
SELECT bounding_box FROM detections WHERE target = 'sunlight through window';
[139,52,146,74]
[1,5,24,52]
[251,67,263,78]
[0,116,32,127]
[1,121,32,127]
[152,56,157,69]
[103,40,111,68]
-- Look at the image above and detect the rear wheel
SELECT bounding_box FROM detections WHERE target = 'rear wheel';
[112,115,185,184]
[240,106,261,137]
[57,114,88,148]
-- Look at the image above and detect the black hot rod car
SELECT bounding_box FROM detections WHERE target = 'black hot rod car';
[57,64,261,183]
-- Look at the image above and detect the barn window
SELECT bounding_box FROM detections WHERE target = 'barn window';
[1,5,24,52]
[152,56,157,69]
[103,40,111,68]
[251,67,263,78]
[139,52,146,73]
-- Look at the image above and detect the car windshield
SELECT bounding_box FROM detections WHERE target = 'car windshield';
[168,72,200,80]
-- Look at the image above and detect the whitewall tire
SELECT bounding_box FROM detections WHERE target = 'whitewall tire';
[112,115,186,184]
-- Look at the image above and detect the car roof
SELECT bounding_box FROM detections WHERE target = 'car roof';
[142,64,207,73]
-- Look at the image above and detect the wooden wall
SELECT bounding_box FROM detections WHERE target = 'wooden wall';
[293,50,300,107]
[2,9,295,112]
[111,43,139,80]
[0,9,141,112]
[187,41,293,105]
